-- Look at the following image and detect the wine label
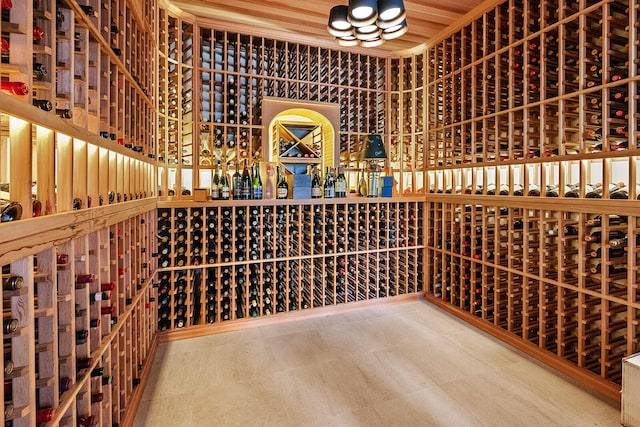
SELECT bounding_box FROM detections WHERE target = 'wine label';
[276,188,288,198]
[311,187,321,197]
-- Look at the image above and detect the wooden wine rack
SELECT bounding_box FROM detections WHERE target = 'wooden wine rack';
[1,0,157,157]
[1,205,157,426]
[417,0,640,401]
[1,0,160,423]
[155,198,425,334]
[155,7,420,197]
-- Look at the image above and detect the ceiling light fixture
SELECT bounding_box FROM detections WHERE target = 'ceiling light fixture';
[327,0,407,47]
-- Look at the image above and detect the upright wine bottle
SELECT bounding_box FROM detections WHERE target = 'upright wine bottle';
[323,167,335,198]
[241,160,251,200]
[311,167,322,198]
[211,161,220,200]
[252,163,263,199]
[233,162,242,200]
[335,166,347,198]
[276,166,288,199]
[358,169,367,197]
[220,165,230,200]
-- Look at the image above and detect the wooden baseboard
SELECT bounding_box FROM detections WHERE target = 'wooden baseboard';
[159,292,424,343]
[423,295,622,404]
[121,333,159,427]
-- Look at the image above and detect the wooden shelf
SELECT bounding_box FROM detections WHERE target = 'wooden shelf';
[155,200,424,330]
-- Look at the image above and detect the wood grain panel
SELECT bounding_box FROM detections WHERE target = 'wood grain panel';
[169,0,487,54]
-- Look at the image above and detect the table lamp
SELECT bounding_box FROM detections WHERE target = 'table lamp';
[360,134,387,197]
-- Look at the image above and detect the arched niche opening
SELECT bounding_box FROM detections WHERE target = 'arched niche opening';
[261,97,339,175]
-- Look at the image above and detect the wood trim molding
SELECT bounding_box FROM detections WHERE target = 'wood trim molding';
[0,198,157,265]
[159,293,425,343]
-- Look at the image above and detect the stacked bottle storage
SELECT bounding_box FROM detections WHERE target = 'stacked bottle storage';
[155,199,424,331]
[1,0,159,421]
[156,8,402,196]
[388,55,426,196]
[420,0,640,400]
[1,210,157,426]
[1,0,156,157]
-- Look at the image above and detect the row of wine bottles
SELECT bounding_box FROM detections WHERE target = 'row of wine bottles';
[197,30,386,89]
[429,250,628,383]
[156,249,424,330]
[156,203,421,267]
[429,182,640,199]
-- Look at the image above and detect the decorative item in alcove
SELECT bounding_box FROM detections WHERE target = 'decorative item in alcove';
[360,134,387,197]
[274,120,323,175]
[327,0,408,47]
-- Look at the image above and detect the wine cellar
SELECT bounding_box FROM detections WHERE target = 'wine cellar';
[0,0,637,424]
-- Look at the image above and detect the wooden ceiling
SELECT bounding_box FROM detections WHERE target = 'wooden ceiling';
[168,0,490,55]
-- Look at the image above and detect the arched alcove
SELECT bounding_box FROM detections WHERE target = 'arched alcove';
[261,97,340,174]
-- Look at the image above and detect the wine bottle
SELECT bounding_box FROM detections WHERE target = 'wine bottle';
[311,167,322,198]
[590,247,626,259]
[252,163,263,199]
[276,166,288,199]
[220,165,230,200]
[358,169,367,197]
[586,214,627,226]
[79,4,97,17]
[323,167,335,198]
[78,415,97,427]
[54,110,74,123]
[33,25,45,42]
[33,62,47,79]
[90,291,110,303]
[1,81,29,95]
[545,184,559,197]
[1,0,10,22]
[4,317,18,333]
[241,159,251,200]
[264,164,274,199]
[590,263,627,275]
[0,201,22,222]
[1,37,9,63]
[36,408,56,423]
[548,225,578,236]
[33,98,52,111]
[610,184,629,199]
[335,166,347,198]
[2,275,23,290]
[233,162,242,200]
[584,230,626,243]
[211,161,220,200]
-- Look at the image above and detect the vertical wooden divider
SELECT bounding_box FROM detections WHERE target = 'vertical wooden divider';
[9,117,32,218]
[72,140,88,205]
[35,126,56,215]
[87,144,99,207]
[56,133,74,212]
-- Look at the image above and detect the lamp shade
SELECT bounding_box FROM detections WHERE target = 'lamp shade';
[360,134,387,160]
[328,5,351,30]
[328,5,354,37]
[382,20,408,39]
[348,0,377,26]
[328,0,408,47]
